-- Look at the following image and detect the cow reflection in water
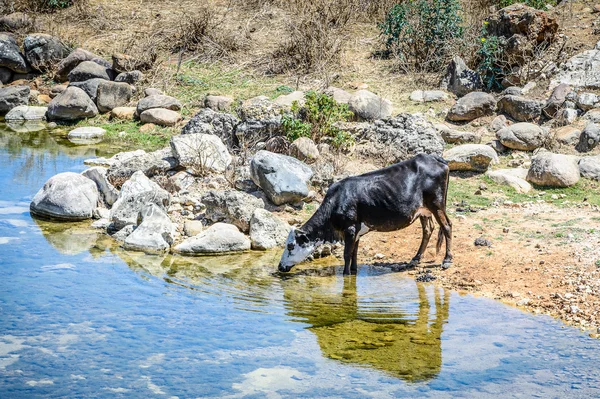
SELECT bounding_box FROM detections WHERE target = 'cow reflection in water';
[282,272,450,382]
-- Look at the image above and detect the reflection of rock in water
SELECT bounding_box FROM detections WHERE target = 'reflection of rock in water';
[33,218,100,255]
[6,121,46,133]
[283,275,449,382]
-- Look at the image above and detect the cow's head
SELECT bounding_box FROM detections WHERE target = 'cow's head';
[278,227,317,273]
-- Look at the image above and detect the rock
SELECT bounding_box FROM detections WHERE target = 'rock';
[55,48,110,82]
[69,78,105,103]
[554,126,581,146]
[249,208,291,250]
[579,155,600,180]
[68,60,111,82]
[0,67,12,84]
[4,105,47,120]
[502,86,522,96]
[109,171,170,231]
[0,12,33,32]
[357,114,445,164]
[435,124,481,144]
[170,133,232,174]
[250,150,313,205]
[496,123,547,151]
[526,152,580,187]
[487,139,508,154]
[497,95,543,122]
[123,204,175,253]
[0,85,29,114]
[110,106,136,120]
[111,225,134,242]
[114,70,143,84]
[0,33,29,73]
[37,94,51,104]
[47,86,98,121]
[30,172,99,221]
[543,84,571,119]
[440,56,482,97]
[184,220,204,237]
[204,95,234,111]
[583,109,600,123]
[273,91,305,108]
[201,190,265,233]
[324,87,352,104]
[175,223,251,255]
[112,53,152,73]
[181,108,240,149]
[348,90,393,120]
[139,123,156,133]
[555,108,578,126]
[81,166,119,207]
[444,144,499,172]
[490,115,509,132]
[139,108,181,126]
[576,92,598,111]
[96,81,133,113]
[106,148,178,182]
[486,168,531,193]
[410,90,449,102]
[474,237,492,247]
[136,94,181,115]
[236,96,286,145]
[289,137,319,163]
[67,126,105,145]
[575,123,600,153]
[23,34,70,72]
[86,149,146,168]
[447,92,497,122]
[265,136,291,154]
[144,88,163,97]
[550,41,600,89]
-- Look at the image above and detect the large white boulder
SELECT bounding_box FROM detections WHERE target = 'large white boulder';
[30,172,99,220]
[174,223,251,255]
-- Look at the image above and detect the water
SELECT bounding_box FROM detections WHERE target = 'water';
[1,124,600,398]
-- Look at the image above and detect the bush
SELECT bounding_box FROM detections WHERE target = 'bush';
[477,23,504,91]
[498,0,556,9]
[282,91,354,149]
[20,0,75,12]
[379,0,463,72]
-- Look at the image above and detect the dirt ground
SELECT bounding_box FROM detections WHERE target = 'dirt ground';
[354,204,600,336]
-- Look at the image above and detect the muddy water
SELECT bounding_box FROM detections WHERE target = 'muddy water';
[2,124,600,398]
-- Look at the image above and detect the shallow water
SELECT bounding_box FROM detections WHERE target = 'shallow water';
[1,124,600,398]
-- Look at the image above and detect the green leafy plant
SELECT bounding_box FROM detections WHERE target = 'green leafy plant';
[477,22,504,91]
[379,0,463,72]
[498,0,556,9]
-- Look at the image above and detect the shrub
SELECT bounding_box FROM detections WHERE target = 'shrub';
[477,23,504,91]
[282,91,354,149]
[498,0,557,9]
[379,0,463,72]
[20,0,76,12]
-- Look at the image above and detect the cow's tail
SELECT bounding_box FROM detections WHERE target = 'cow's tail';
[435,158,450,256]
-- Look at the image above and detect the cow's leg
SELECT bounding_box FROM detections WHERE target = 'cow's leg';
[351,239,360,274]
[410,216,434,267]
[432,208,453,269]
[343,226,357,275]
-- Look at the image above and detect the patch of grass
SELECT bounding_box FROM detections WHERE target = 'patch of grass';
[595,260,600,267]
[473,223,483,231]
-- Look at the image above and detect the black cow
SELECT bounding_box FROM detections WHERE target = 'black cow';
[278,154,453,275]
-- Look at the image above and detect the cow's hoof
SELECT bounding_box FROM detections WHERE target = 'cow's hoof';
[408,259,420,268]
[441,261,452,270]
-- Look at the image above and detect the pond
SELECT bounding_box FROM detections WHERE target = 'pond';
[1,124,600,398]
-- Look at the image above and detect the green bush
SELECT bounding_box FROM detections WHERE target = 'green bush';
[379,0,463,72]
[498,0,556,9]
[282,90,354,149]
[477,23,504,91]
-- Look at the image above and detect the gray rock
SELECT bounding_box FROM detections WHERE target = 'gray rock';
[410,90,449,102]
[527,152,580,187]
[444,144,499,172]
[324,87,352,104]
[490,115,509,132]
[85,149,146,168]
[249,208,291,250]
[204,95,234,111]
[486,168,531,193]
[576,92,598,111]
[140,108,181,126]
[550,41,600,89]
[357,114,445,164]
[543,83,571,119]
[289,137,319,163]
[273,91,305,108]
[497,95,543,122]
[114,70,143,84]
[106,147,178,182]
[30,172,99,220]
[579,155,600,180]
[144,88,163,97]
[583,109,600,123]
[68,126,105,140]
[0,85,30,114]
[447,92,496,122]
[556,108,578,126]
[0,12,33,32]
[136,94,182,115]
[487,139,508,154]
[181,108,240,149]
[96,81,133,113]
[69,78,106,103]
[496,122,548,151]
[68,60,111,82]
[554,126,581,146]
[348,90,393,120]
[123,204,175,253]
[575,122,600,153]
[236,96,286,146]
[50,84,67,98]
[174,223,251,255]
[0,67,12,84]
[47,86,98,121]
[109,170,170,231]
[201,190,265,233]
[23,34,70,72]
[4,105,46,120]
[81,166,119,207]
[184,220,204,237]
[502,86,523,96]
[55,48,110,82]
[0,33,29,73]
[435,124,481,144]
[250,150,313,205]
[440,56,482,97]
[170,133,231,174]
[111,225,134,242]
[264,136,291,154]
